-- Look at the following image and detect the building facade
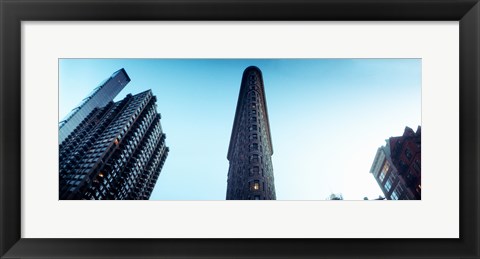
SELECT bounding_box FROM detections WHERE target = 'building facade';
[59,68,131,145]
[370,126,421,200]
[59,90,169,200]
[226,66,276,200]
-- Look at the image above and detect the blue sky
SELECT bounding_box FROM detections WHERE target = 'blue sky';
[59,59,421,200]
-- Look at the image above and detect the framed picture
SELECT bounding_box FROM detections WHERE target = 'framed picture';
[1,0,479,258]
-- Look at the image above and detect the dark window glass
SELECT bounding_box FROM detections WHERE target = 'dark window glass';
[405,148,412,160]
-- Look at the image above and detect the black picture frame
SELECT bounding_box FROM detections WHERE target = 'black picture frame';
[1,0,479,258]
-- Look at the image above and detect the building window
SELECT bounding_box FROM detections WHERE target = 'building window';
[254,195,260,200]
[251,180,260,191]
[250,134,258,140]
[405,148,412,160]
[254,181,260,190]
[396,183,405,195]
[250,154,259,164]
[413,159,421,172]
[379,161,389,181]
[389,172,396,181]
[391,191,399,200]
[250,125,257,131]
[385,179,393,191]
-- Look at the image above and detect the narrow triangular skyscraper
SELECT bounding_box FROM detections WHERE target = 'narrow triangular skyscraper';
[226,66,276,200]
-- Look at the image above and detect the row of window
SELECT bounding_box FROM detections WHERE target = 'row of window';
[61,94,164,199]
[390,182,407,200]
[86,115,166,200]
[60,107,105,150]
[73,102,127,161]
[79,104,151,198]
[124,122,163,187]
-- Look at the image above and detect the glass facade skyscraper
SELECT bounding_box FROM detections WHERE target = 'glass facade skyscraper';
[59,68,131,145]
[226,66,276,200]
[59,90,169,200]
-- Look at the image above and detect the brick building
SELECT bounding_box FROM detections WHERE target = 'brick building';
[370,126,421,200]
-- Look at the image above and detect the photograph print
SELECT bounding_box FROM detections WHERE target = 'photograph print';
[59,59,421,200]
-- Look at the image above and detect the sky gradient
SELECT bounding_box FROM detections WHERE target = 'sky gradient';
[59,59,421,200]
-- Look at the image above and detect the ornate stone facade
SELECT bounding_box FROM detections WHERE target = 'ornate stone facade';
[226,66,276,200]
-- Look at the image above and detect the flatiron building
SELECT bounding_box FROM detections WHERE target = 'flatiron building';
[59,89,169,200]
[226,66,276,200]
